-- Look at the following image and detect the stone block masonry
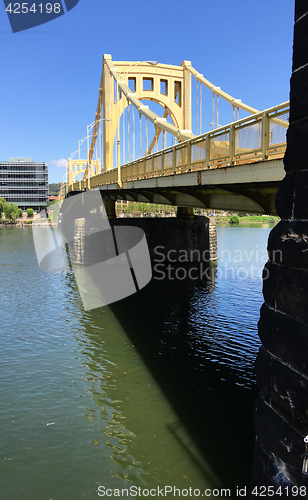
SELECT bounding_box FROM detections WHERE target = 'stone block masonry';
[110,216,218,265]
[251,1,308,494]
[70,213,218,280]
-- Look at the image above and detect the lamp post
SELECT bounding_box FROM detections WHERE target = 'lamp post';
[70,149,79,159]
[87,118,111,178]
[78,137,87,159]
[61,172,67,198]
[71,148,85,160]
[67,145,86,190]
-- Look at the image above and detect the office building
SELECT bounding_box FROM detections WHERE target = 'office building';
[0,157,49,211]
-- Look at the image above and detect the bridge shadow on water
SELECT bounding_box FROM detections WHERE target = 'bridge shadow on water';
[108,261,258,493]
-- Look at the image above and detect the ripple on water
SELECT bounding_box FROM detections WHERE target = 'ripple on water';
[0,225,272,497]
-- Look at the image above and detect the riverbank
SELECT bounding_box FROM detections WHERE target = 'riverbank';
[0,220,33,227]
[0,215,280,226]
[215,215,280,224]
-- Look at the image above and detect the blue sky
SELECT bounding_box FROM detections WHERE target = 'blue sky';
[0,0,295,183]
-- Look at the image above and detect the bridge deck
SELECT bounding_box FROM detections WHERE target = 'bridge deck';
[67,102,288,214]
[90,158,284,215]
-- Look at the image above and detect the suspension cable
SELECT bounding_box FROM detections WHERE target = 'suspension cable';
[199,81,202,135]
[123,108,125,164]
[127,102,130,163]
[139,112,142,158]
[100,121,102,172]
[196,79,198,135]
[237,107,239,147]
[117,80,120,169]
[133,105,135,161]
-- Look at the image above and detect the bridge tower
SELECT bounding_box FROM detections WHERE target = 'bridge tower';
[68,54,271,191]
[101,54,192,172]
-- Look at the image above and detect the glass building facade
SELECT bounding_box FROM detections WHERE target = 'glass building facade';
[0,157,48,211]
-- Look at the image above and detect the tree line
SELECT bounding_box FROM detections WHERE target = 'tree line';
[49,183,61,196]
[117,202,177,216]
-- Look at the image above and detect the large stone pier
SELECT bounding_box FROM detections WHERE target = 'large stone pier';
[62,191,218,276]
[110,214,218,263]
[252,1,308,493]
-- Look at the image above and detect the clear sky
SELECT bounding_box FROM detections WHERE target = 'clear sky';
[0,0,295,184]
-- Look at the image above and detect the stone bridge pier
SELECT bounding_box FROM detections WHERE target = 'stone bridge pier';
[251,1,308,493]
[63,192,218,274]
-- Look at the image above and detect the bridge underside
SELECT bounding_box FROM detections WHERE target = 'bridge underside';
[76,159,284,215]
[95,183,279,214]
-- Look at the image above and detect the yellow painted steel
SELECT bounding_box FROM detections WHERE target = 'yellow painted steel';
[68,101,289,193]
[67,55,289,193]
[68,157,101,187]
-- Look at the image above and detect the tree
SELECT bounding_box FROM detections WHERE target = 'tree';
[4,203,20,222]
[134,202,148,214]
[0,197,6,218]
[49,183,61,196]
[126,202,135,214]
[47,200,57,208]
[27,208,34,217]
[229,214,240,224]
[18,208,23,218]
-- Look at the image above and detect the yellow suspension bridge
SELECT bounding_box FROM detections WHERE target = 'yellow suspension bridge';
[66,55,289,215]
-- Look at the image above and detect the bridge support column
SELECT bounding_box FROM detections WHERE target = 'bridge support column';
[208,217,218,261]
[103,198,116,219]
[111,216,218,263]
[181,60,192,132]
[252,1,308,491]
[102,54,114,172]
[72,218,85,265]
[177,206,195,218]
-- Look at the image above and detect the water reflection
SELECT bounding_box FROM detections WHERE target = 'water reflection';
[72,272,222,493]
[106,259,258,493]
[63,226,266,493]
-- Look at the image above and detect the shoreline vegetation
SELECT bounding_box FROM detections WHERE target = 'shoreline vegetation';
[0,214,280,227]
[115,202,280,224]
[0,219,33,227]
[117,206,279,224]
[215,215,280,224]
[0,196,35,226]
[0,194,280,227]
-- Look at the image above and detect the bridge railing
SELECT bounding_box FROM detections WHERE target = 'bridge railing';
[69,102,289,192]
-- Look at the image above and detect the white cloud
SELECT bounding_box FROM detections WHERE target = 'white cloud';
[51,158,68,168]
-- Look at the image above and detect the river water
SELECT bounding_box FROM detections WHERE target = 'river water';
[0,224,273,499]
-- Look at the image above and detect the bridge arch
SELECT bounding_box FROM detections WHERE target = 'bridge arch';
[101,56,192,172]
[73,54,287,192]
